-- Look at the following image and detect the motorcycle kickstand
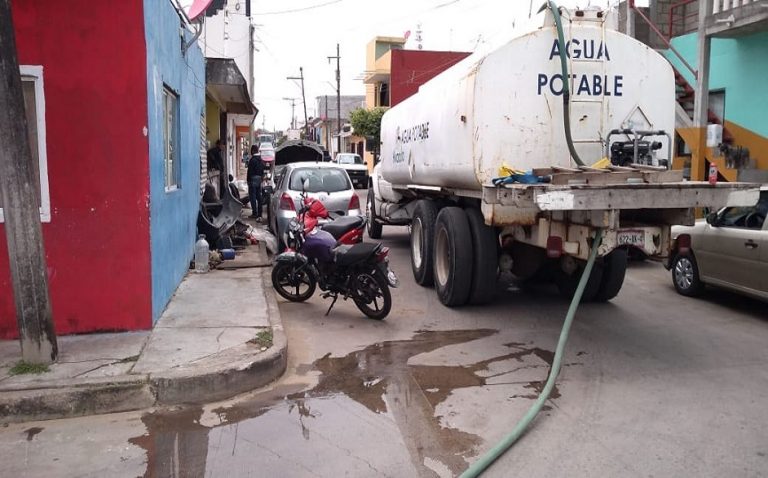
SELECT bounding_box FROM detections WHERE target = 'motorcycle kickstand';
[325,294,339,316]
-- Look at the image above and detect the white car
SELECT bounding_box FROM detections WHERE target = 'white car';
[268,162,363,249]
[334,153,369,189]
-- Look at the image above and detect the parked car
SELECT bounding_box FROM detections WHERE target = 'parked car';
[334,153,368,189]
[668,186,768,301]
[268,162,362,248]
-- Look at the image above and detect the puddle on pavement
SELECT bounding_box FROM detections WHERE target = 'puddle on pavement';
[130,329,577,477]
[129,407,211,478]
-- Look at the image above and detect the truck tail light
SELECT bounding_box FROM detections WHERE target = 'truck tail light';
[279,193,295,211]
[546,236,563,259]
[349,193,360,210]
[676,234,691,254]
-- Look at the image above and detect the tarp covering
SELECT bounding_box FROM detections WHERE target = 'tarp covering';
[274,140,324,166]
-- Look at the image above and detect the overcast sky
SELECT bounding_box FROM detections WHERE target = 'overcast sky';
[188,0,619,131]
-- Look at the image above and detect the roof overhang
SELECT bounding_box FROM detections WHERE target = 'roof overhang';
[363,70,390,84]
[206,58,258,116]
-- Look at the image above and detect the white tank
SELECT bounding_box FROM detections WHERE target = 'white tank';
[380,9,675,190]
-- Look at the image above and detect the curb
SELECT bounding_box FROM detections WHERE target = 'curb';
[0,375,155,423]
[151,268,287,405]
[0,268,287,424]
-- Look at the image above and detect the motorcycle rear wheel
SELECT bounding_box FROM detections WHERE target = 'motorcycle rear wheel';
[353,270,391,320]
[271,263,317,302]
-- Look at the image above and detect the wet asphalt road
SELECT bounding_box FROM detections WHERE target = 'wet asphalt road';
[2,192,768,477]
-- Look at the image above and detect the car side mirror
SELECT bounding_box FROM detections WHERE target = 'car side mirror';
[706,212,719,226]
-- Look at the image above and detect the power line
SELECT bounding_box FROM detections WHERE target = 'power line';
[253,0,344,16]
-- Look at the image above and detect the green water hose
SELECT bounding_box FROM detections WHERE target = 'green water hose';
[460,228,603,478]
[538,0,585,167]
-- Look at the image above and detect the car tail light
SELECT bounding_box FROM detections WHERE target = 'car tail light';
[279,193,295,211]
[349,193,360,210]
[546,236,563,259]
[676,234,691,254]
[376,247,390,263]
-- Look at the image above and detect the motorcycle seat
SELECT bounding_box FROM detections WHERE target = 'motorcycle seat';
[333,242,379,266]
[322,215,365,238]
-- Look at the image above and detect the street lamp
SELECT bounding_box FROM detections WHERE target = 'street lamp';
[282,97,297,130]
[287,67,309,138]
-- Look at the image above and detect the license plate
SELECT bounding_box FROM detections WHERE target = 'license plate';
[617,230,645,248]
[387,269,399,288]
[379,264,399,288]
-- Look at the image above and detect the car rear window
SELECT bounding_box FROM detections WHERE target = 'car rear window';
[337,154,363,165]
[289,168,351,193]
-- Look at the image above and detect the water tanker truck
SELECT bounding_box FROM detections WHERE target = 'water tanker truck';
[367,7,760,306]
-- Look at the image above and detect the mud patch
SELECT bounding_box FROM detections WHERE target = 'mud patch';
[24,426,43,441]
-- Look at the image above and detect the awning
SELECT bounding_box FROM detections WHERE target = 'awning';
[206,58,258,116]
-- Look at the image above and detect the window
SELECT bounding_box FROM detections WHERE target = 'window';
[337,153,363,165]
[718,192,767,229]
[289,168,351,193]
[163,87,180,190]
[0,66,50,223]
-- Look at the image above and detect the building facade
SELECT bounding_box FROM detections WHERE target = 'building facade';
[198,0,257,179]
[314,95,366,157]
[362,36,471,168]
[626,0,768,182]
[0,0,206,338]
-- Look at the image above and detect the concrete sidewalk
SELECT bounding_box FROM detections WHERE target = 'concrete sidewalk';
[0,242,285,424]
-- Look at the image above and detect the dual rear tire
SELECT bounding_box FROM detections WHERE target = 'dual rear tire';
[554,247,628,302]
[411,202,497,307]
[410,200,628,306]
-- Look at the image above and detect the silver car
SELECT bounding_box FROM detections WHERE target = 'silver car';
[668,186,768,301]
[268,162,362,248]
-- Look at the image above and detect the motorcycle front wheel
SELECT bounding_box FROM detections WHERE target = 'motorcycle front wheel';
[271,262,317,302]
[352,270,391,320]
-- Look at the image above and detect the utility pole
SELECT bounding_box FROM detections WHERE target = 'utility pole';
[287,67,309,138]
[328,44,341,157]
[0,0,58,364]
[282,97,297,130]
[625,0,635,38]
[324,95,330,151]
[692,0,711,182]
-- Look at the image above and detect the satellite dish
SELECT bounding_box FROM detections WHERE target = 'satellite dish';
[188,0,213,21]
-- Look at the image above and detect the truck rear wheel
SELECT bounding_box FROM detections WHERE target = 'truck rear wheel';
[465,207,498,305]
[366,188,382,239]
[434,207,473,306]
[555,257,604,302]
[411,200,439,286]
[593,248,628,302]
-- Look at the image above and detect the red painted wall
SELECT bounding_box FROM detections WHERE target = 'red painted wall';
[390,50,472,106]
[0,1,151,338]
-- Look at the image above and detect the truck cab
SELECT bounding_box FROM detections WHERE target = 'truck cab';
[334,153,369,189]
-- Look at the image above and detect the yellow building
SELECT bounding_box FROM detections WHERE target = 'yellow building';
[362,36,405,169]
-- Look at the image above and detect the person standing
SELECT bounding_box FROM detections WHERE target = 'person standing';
[207,139,226,195]
[246,144,264,221]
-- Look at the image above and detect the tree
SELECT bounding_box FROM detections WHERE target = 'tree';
[350,107,386,163]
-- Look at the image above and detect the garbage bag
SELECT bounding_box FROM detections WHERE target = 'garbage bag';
[247,227,278,255]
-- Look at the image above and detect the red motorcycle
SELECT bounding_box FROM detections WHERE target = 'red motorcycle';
[299,196,366,245]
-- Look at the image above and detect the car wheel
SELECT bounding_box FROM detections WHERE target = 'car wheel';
[672,252,704,297]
